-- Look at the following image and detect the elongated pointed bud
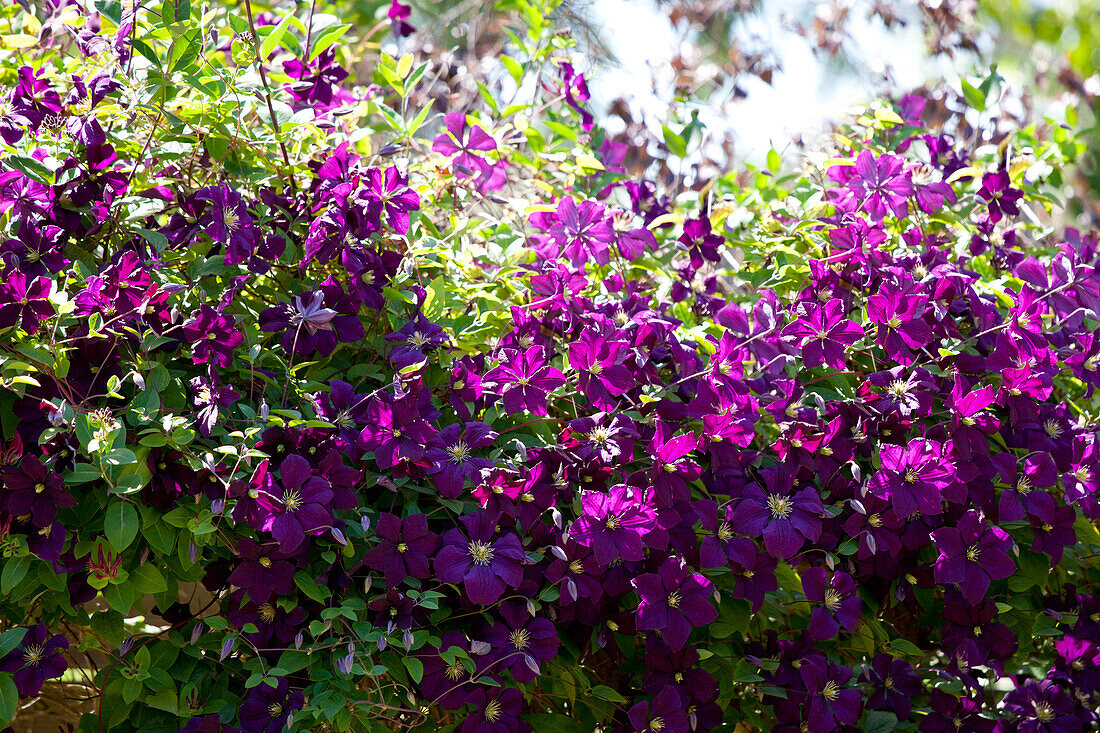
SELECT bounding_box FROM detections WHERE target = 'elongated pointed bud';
[219,636,235,661]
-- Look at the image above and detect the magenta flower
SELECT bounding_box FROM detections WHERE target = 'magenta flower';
[183,305,243,368]
[931,509,1015,604]
[195,184,255,265]
[568,330,634,410]
[484,347,566,416]
[977,169,1022,223]
[257,454,334,553]
[434,511,525,605]
[802,568,861,640]
[866,439,954,517]
[432,113,498,186]
[546,197,615,266]
[359,394,436,473]
[363,513,439,586]
[727,467,823,559]
[0,270,53,334]
[827,149,913,220]
[570,485,657,565]
[426,422,496,499]
[0,624,68,698]
[633,556,717,651]
[782,299,863,369]
[866,290,932,364]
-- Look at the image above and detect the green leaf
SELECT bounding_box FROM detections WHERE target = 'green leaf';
[0,674,16,725]
[105,501,140,552]
[589,685,627,704]
[260,12,294,61]
[403,656,423,684]
[308,23,351,62]
[1,556,29,595]
[294,571,330,603]
[104,581,135,614]
[887,638,923,657]
[662,124,687,158]
[864,710,898,733]
[0,629,26,659]
[960,78,985,112]
[131,564,167,595]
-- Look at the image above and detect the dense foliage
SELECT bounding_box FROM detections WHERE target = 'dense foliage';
[1,0,1100,731]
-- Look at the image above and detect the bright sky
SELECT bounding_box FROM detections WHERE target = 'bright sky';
[583,0,968,162]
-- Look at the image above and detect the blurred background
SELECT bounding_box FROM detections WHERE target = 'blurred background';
[347,0,1100,224]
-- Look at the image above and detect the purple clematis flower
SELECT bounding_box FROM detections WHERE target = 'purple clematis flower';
[238,677,304,733]
[435,511,525,605]
[861,654,922,720]
[190,373,241,438]
[827,149,913,221]
[866,290,932,364]
[0,624,68,698]
[1002,679,1081,733]
[426,422,497,499]
[632,556,717,651]
[800,657,861,732]
[359,394,436,473]
[227,538,296,604]
[977,169,1023,224]
[867,438,954,517]
[257,455,334,553]
[727,467,823,559]
[782,299,863,369]
[802,567,861,640]
[485,602,560,682]
[483,347,565,416]
[0,270,53,335]
[568,330,634,410]
[195,184,256,265]
[626,685,690,733]
[570,485,657,565]
[919,689,993,732]
[183,306,243,368]
[931,509,1015,604]
[363,513,439,586]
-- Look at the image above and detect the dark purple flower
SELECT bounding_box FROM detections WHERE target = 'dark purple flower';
[861,654,921,720]
[0,624,68,698]
[190,374,241,438]
[227,538,296,604]
[867,439,954,517]
[633,556,717,651]
[919,689,993,732]
[977,169,1023,224]
[626,685,690,733]
[782,299,863,369]
[800,657,861,732]
[435,511,525,605]
[195,184,256,265]
[867,290,932,364]
[1002,679,1081,733]
[802,567,861,640]
[727,467,823,559]
[183,306,243,368]
[1,456,75,527]
[257,454,334,553]
[363,512,439,586]
[931,509,1015,604]
[485,603,559,682]
[570,485,657,565]
[238,677,304,733]
[458,686,528,733]
[483,347,565,416]
[426,422,496,499]
[0,270,53,335]
[358,166,419,235]
[359,394,436,473]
